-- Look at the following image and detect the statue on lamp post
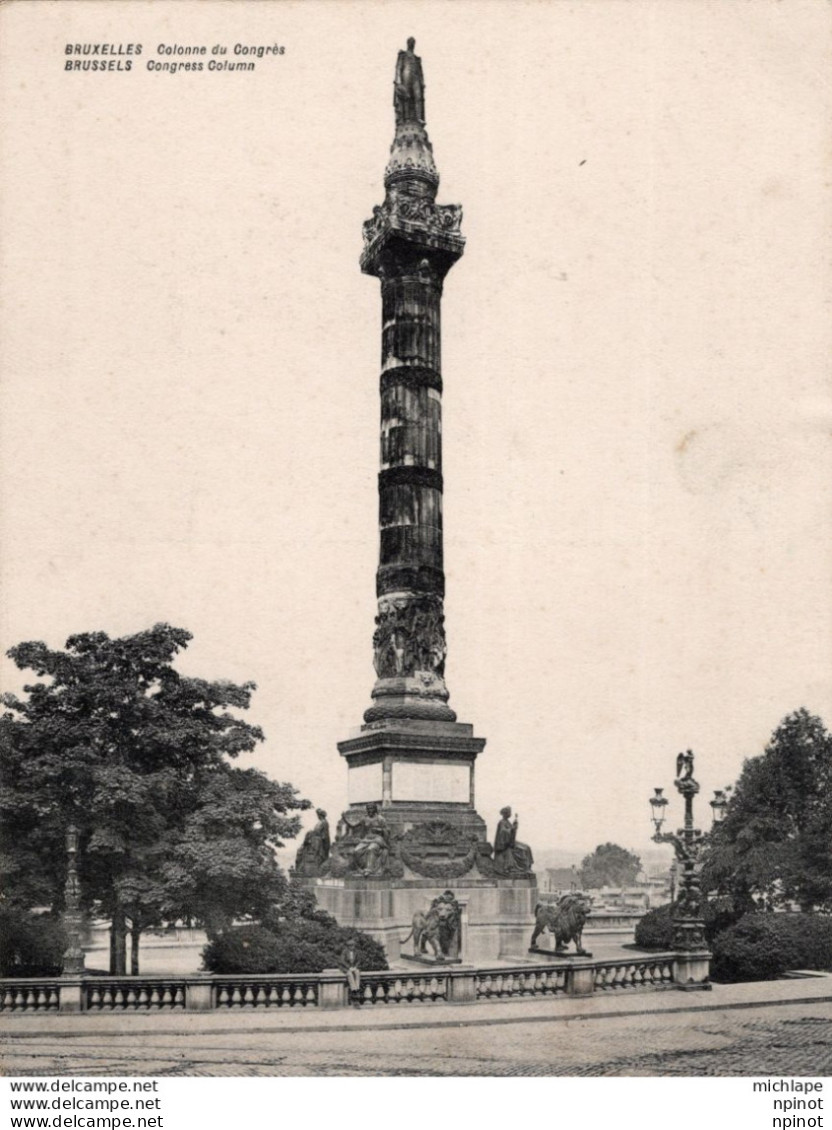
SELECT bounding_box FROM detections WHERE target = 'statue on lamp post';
[649,751,708,952]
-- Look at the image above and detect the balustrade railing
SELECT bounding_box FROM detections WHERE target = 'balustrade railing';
[213,977,318,1008]
[360,972,448,1005]
[0,951,694,1014]
[0,979,60,1012]
[475,967,567,999]
[85,979,186,1010]
[593,957,675,991]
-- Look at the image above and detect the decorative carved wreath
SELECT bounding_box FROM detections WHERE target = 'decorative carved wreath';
[399,821,479,879]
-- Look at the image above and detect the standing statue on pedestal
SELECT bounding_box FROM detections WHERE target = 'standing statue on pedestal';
[394,38,425,126]
[294,808,331,877]
[492,806,534,876]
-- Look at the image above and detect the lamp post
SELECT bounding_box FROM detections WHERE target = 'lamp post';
[649,750,707,952]
[61,823,86,975]
[710,788,728,825]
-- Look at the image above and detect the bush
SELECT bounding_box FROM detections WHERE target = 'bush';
[203,920,388,975]
[0,910,67,977]
[634,895,743,952]
[711,912,832,983]
[634,902,674,949]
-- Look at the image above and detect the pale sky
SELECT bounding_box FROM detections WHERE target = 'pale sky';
[1,1,830,865]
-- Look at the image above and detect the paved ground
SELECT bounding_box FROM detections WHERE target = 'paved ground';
[3,975,832,1077]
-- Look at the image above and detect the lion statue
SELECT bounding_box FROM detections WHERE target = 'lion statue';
[530,892,593,955]
[400,891,461,959]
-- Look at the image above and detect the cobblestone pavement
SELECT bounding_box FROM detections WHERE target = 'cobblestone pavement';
[3,1000,831,1076]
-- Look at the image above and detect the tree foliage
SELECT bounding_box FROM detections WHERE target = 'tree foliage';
[579,842,642,889]
[0,624,309,972]
[701,709,832,912]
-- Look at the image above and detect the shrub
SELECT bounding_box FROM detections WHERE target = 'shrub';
[634,895,744,952]
[0,910,67,977]
[711,912,832,983]
[634,902,674,949]
[203,921,388,975]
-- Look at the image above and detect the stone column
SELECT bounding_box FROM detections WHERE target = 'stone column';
[361,66,465,728]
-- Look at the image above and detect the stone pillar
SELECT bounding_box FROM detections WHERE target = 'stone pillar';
[448,971,477,1003]
[319,972,349,1009]
[673,950,712,991]
[185,980,214,1011]
[566,964,596,997]
[58,980,84,1013]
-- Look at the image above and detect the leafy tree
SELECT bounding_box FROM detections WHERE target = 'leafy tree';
[579,842,642,889]
[701,709,832,912]
[0,624,309,973]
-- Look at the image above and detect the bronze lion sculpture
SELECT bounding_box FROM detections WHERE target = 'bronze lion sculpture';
[530,892,593,954]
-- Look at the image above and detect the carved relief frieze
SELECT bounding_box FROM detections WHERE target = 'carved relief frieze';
[362,200,463,247]
[372,594,447,679]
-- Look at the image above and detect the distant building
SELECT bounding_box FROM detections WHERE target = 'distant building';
[538,866,579,894]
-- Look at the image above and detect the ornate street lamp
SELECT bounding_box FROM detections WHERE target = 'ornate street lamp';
[648,751,707,952]
[61,823,86,975]
[710,789,728,824]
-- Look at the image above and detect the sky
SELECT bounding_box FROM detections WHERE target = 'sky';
[1,0,830,865]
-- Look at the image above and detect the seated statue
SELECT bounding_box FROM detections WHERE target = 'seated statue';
[352,803,391,877]
[294,808,331,876]
[492,806,534,876]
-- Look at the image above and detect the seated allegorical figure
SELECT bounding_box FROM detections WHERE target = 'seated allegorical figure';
[492,805,534,876]
[352,803,391,876]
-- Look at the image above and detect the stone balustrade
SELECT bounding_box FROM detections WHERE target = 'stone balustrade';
[0,951,704,1015]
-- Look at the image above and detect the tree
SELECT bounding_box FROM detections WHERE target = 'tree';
[0,624,309,973]
[579,843,642,889]
[701,709,832,912]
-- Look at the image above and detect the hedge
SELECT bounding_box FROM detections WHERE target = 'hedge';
[202,921,388,975]
[635,902,832,982]
[710,912,832,983]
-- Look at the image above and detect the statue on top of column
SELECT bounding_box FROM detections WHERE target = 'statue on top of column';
[394,38,425,126]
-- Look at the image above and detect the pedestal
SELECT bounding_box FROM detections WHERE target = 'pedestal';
[310,875,538,963]
[672,950,712,990]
